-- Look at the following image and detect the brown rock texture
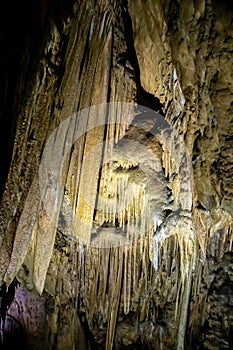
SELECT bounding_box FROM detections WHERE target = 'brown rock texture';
[0,1,232,349]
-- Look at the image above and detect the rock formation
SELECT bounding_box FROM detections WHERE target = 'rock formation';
[0,0,232,349]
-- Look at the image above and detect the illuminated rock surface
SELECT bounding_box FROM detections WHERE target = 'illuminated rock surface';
[0,1,232,349]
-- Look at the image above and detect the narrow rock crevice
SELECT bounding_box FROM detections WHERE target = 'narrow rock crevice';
[122,0,164,113]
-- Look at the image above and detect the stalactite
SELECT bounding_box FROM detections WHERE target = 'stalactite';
[229,224,233,252]
[4,178,40,287]
[0,0,231,347]
[105,248,123,350]
[123,247,128,314]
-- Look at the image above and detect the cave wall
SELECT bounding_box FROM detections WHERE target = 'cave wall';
[0,1,233,349]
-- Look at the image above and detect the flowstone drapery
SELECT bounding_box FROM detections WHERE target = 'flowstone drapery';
[0,1,232,349]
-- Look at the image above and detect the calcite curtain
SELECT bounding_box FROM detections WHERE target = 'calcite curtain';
[0,1,232,349]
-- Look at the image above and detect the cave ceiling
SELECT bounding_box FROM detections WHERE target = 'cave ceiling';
[0,0,233,349]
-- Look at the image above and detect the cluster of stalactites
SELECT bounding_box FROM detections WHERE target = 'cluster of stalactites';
[93,159,150,248]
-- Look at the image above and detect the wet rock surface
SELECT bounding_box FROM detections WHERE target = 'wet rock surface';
[0,0,232,349]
